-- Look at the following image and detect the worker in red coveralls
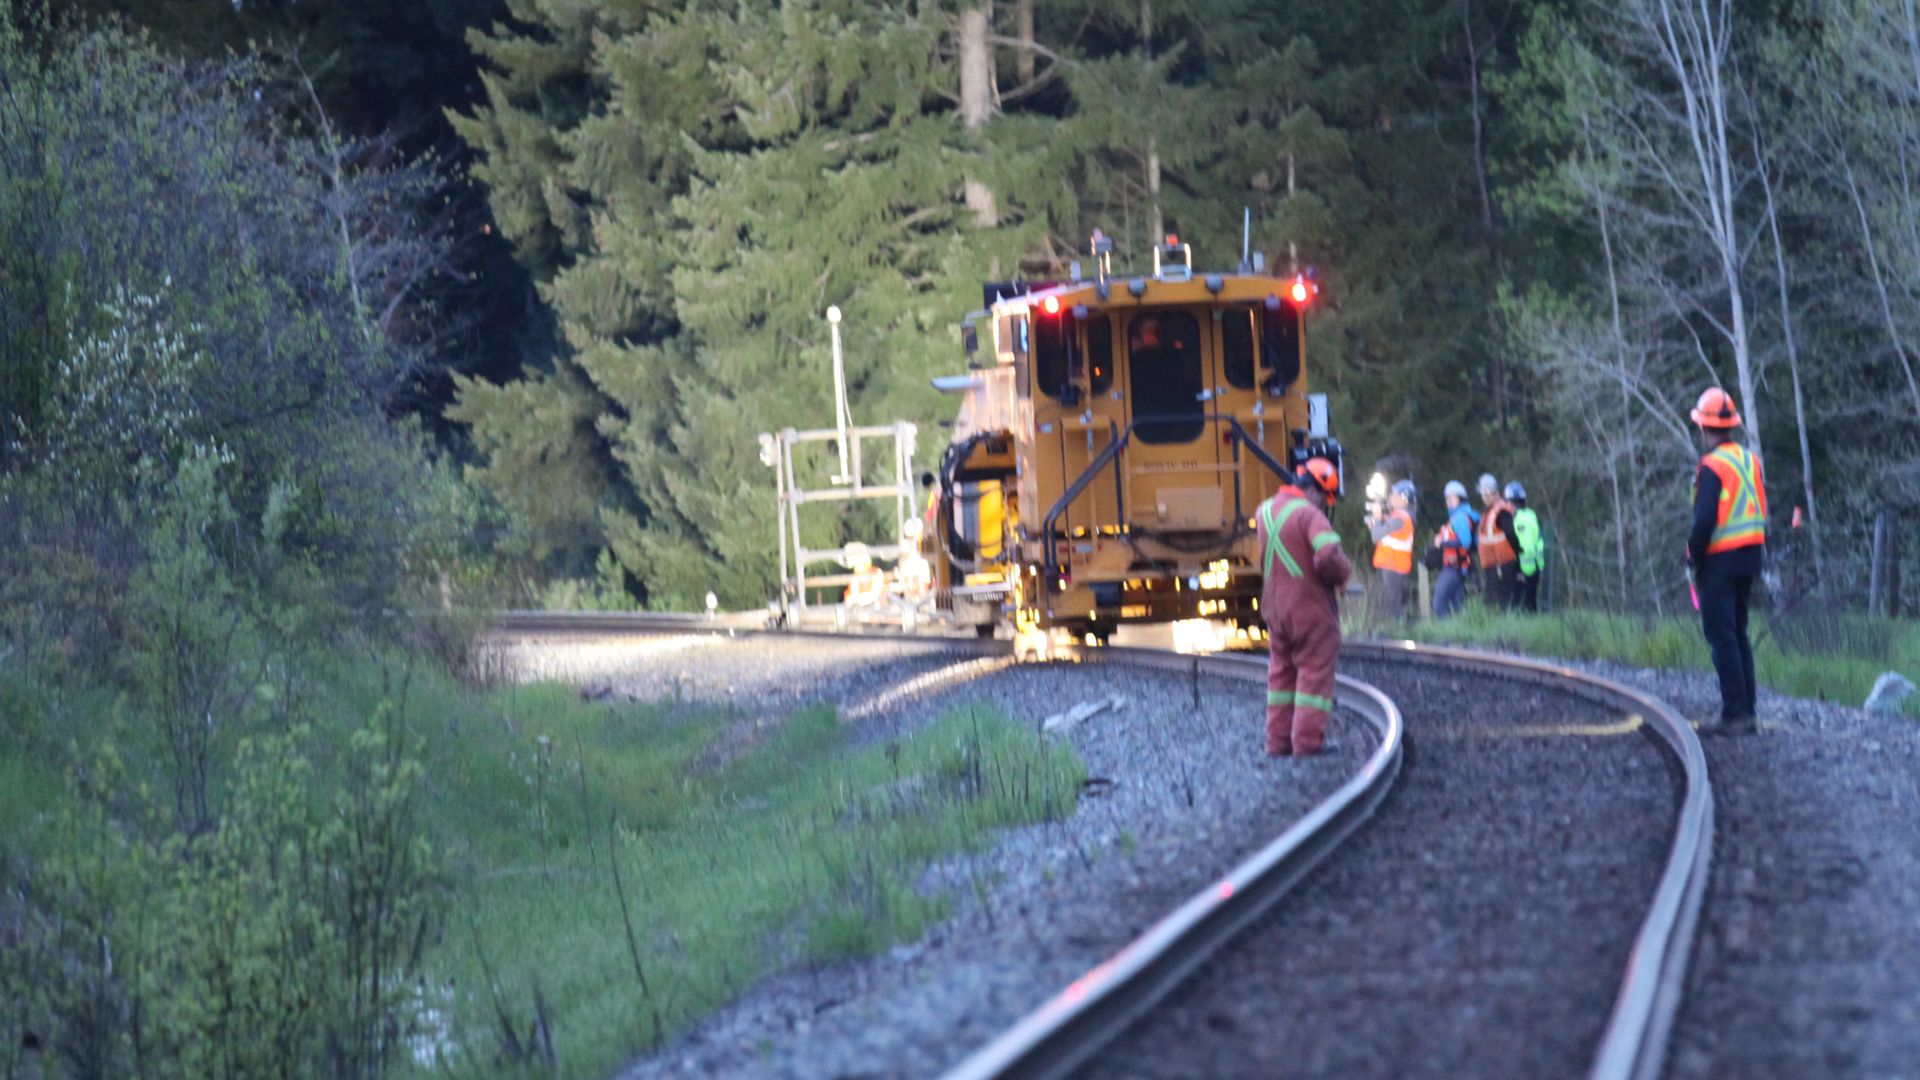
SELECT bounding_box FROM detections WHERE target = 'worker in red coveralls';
[1256,457,1352,758]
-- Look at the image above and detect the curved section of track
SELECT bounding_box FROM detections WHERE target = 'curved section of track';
[948,639,1710,1080]
[940,651,1402,1080]
[489,616,1710,1080]
[1337,642,1709,1080]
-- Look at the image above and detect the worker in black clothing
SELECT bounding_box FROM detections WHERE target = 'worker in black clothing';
[1687,387,1768,733]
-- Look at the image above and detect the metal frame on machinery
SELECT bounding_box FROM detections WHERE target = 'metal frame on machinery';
[760,421,919,615]
[756,304,922,621]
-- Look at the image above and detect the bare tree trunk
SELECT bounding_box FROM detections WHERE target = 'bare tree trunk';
[1017,0,1036,86]
[1840,152,1920,420]
[1464,0,1506,426]
[1147,140,1163,244]
[1583,112,1641,603]
[299,66,369,343]
[1649,0,1761,455]
[959,8,998,227]
[1752,122,1826,586]
[1141,0,1163,244]
[1286,147,1298,270]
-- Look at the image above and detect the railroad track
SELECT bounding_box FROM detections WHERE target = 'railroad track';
[489,613,1708,1080]
[948,641,1709,1080]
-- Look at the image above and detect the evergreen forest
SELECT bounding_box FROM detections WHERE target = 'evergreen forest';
[6,0,1920,1076]
[447,0,1919,614]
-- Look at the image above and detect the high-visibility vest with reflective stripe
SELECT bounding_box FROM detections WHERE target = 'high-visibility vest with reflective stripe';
[1258,492,1309,579]
[1514,508,1543,575]
[1699,443,1767,554]
[1373,511,1413,574]
[1478,498,1516,567]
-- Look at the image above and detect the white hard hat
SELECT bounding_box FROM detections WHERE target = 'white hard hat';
[900,517,923,540]
[1445,480,1468,500]
[840,542,871,570]
[1477,473,1498,493]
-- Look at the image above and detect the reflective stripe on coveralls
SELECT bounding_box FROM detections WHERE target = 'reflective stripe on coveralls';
[1260,498,1309,578]
[1267,689,1336,711]
[1256,487,1349,757]
[1514,508,1542,576]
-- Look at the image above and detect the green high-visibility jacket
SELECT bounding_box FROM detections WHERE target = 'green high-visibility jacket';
[1514,507,1543,576]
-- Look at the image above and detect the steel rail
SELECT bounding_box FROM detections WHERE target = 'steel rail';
[490,609,988,643]
[939,649,1403,1080]
[490,614,1707,1080]
[1340,639,1712,1080]
[489,610,1404,1080]
[946,639,1707,1080]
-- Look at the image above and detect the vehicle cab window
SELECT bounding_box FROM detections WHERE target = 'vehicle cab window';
[1222,306,1257,390]
[1262,300,1301,393]
[1086,316,1115,396]
[1034,308,1071,400]
[1128,310,1204,444]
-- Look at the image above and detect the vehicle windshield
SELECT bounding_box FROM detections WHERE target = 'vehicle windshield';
[1128,310,1204,444]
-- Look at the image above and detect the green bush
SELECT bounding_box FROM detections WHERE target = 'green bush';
[16,718,438,1080]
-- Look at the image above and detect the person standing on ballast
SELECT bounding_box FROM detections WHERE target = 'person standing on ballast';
[1687,387,1768,733]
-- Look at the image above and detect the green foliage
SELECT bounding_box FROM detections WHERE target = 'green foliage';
[123,448,252,829]
[1392,604,1920,717]
[454,0,1507,608]
[0,11,476,624]
[434,686,1084,1077]
[3,704,440,1079]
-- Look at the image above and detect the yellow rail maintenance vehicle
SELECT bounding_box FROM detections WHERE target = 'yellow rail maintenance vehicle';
[926,231,1344,643]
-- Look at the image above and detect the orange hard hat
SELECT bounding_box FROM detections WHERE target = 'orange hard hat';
[1297,456,1340,499]
[1690,386,1741,429]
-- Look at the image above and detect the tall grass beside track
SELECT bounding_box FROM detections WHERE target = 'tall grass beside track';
[1360,603,1920,717]
[0,654,1084,1079]
[440,682,1084,1078]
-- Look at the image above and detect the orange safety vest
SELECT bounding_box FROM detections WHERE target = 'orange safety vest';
[844,565,887,606]
[1373,510,1414,574]
[1478,498,1516,568]
[1437,525,1469,569]
[1699,443,1768,554]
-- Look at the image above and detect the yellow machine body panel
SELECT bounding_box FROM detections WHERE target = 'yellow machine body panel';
[930,253,1337,635]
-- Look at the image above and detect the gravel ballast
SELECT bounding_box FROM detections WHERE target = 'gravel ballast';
[1548,659,1920,1080]
[480,631,1372,1079]
[1073,655,1680,1080]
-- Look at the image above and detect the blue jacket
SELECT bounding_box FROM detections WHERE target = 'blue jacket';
[1444,505,1480,559]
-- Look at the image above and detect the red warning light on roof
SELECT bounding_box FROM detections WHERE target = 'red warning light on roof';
[1165,234,1179,246]
[1290,277,1311,305]
[1041,295,1061,315]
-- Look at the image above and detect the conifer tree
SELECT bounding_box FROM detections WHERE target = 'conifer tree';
[455,1,1045,606]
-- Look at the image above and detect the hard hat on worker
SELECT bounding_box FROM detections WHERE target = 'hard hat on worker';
[1296,456,1340,501]
[1444,480,1468,501]
[1477,473,1497,494]
[1690,386,1741,429]
[1390,478,1416,501]
[1504,480,1526,502]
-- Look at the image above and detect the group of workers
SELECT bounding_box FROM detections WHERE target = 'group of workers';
[1256,381,1769,756]
[1364,474,1545,621]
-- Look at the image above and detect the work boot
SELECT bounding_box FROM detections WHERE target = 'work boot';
[1695,713,1755,736]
